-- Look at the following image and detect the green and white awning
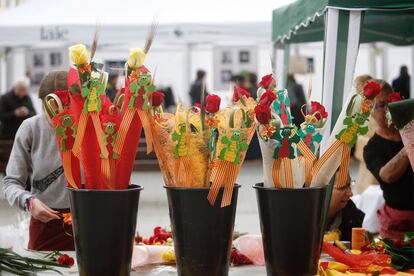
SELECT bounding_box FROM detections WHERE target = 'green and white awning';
[272,0,414,150]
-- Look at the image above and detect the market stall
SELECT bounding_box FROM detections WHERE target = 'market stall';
[272,0,414,142]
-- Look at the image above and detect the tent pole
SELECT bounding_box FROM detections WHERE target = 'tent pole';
[321,9,363,152]
[274,42,289,89]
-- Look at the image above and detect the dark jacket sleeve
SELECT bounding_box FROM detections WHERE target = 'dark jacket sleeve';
[0,95,15,121]
[25,96,37,117]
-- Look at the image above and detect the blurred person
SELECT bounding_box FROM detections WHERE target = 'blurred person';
[162,86,176,113]
[352,75,379,194]
[0,81,36,139]
[248,73,258,99]
[106,74,119,103]
[189,70,207,105]
[286,74,307,128]
[2,71,74,251]
[363,79,414,240]
[326,172,365,241]
[232,74,246,89]
[392,66,410,99]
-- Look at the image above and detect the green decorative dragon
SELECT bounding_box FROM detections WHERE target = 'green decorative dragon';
[336,113,369,147]
[172,123,189,159]
[55,114,76,152]
[219,130,248,165]
[129,72,155,110]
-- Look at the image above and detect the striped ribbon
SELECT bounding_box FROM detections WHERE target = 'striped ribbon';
[296,140,317,187]
[137,109,154,154]
[312,139,342,180]
[72,112,108,159]
[72,112,88,158]
[207,160,238,207]
[151,125,174,186]
[90,113,109,158]
[101,158,112,189]
[282,158,294,188]
[336,144,351,188]
[272,159,282,188]
[113,108,135,158]
[62,151,78,189]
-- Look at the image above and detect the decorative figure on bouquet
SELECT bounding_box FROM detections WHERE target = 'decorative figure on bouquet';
[219,130,249,165]
[128,67,155,110]
[297,122,322,155]
[101,122,118,158]
[172,123,189,159]
[55,114,77,152]
[273,89,292,125]
[273,127,300,159]
[336,113,369,147]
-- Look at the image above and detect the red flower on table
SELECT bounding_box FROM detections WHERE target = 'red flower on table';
[309,101,328,120]
[259,90,276,106]
[258,74,275,89]
[387,92,402,103]
[255,104,271,124]
[233,85,250,102]
[363,81,381,100]
[230,248,253,266]
[205,94,221,113]
[152,91,165,107]
[57,254,75,267]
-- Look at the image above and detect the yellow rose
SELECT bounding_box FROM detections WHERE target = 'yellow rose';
[127,48,146,68]
[69,44,89,65]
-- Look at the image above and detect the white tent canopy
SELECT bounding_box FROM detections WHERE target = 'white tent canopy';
[0,0,296,47]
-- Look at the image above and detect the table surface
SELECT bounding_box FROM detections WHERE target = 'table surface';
[2,251,267,276]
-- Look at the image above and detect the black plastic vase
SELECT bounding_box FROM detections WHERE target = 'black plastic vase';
[165,184,240,276]
[68,185,142,276]
[254,183,327,276]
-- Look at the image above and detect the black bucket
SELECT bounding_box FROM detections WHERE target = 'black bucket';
[254,183,327,276]
[165,184,240,276]
[68,185,142,276]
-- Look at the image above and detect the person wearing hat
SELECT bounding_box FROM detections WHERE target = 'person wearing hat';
[326,172,365,241]
[2,71,74,251]
[0,80,36,139]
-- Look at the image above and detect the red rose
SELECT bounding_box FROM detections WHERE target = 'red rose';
[233,85,251,102]
[259,90,276,106]
[387,92,402,103]
[363,81,381,99]
[205,94,221,113]
[58,254,75,266]
[255,104,271,124]
[152,91,165,107]
[309,101,328,120]
[258,74,275,89]
[54,90,71,106]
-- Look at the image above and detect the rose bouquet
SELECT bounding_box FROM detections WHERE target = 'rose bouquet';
[254,74,322,188]
[311,80,381,187]
[41,32,157,276]
[149,85,256,206]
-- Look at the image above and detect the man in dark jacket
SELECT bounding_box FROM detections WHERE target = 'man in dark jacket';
[0,81,36,139]
[189,70,206,105]
[327,172,365,241]
[392,66,410,99]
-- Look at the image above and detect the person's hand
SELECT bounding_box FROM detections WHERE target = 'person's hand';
[19,106,29,116]
[14,107,29,117]
[30,198,60,223]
